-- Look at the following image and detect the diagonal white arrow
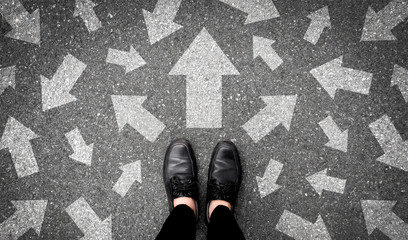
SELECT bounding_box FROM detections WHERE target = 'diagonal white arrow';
[0,117,39,178]
[242,95,297,143]
[111,95,165,142]
[0,200,47,240]
[65,128,93,166]
[276,210,332,240]
[106,46,146,73]
[319,116,348,152]
[0,65,16,95]
[256,159,283,198]
[219,0,280,24]
[74,0,102,32]
[361,0,408,41]
[310,56,373,98]
[369,114,408,171]
[391,64,408,102]
[41,54,87,111]
[143,0,183,44]
[0,0,40,44]
[306,169,346,195]
[304,6,331,45]
[113,161,142,197]
[253,36,283,72]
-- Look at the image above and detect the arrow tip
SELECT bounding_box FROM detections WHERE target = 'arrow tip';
[125,46,146,73]
[0,66,16,95]
[111,95,147,131]
[244,0,280,24]
[143,9,183,45]
[120,160,142,183]
[253,36,275,58]
[361,200,397,234]
[261,95,297,130]
[361,7,397,41]
[6,9,41,45]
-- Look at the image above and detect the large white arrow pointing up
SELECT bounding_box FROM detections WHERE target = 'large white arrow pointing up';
[113,161,142,197]
[66,197,111,240]
[361,200,408,240]
[74,0,102,32]
[306,169,346,195]
[391,65,408,102]
[65,128,93,166]
[242,95,297,143]
[369,115,408,172]
[253,36,283,72]
[106,46,146,73]
[41,54,87,111]
[256,159,283,198]
[304,6,331,45]
[111,95,165,142]
[0,117,39,178]
[310,56,373,98]
[169,28,239,128]
[219,0,280,24]
[319,116,348,152]
[143,0,183,44]
[0,0,40,44]
[0,200,47,240]
[0,66,16,95]
[276,210,332,240]
[361,0,408,41]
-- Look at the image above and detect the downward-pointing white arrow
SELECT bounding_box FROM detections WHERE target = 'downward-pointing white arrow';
[219,0,280,24]
[319,116,348,152]
[0,200,47,240]
[113,161,142,197]
[256,159,283,198]
[304,6,331,45]
[74,0,102,32]
[0,66,16,95]
[391,65,408,102]
[306,169,346,195]
[65,128,93,166]
[106,46,146,73]
[253,36,283,72]
[242,95,297,143]
[0,117,39,178]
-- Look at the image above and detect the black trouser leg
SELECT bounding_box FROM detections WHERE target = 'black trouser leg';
[207,205,245,240]
[155,204,196,240]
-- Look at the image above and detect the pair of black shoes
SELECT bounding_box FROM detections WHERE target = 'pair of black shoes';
[163,139,242,223]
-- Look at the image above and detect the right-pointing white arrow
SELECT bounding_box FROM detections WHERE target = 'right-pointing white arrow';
[319,116,348,152]
[306,169,346,195]
[0,66,16,95]
[242,95,297,143]
[113,161,142,197]
[106,46,146,73]
[253,36,283,72]
[65,128,93,166]
[218,0,280,24]
[256,159,283,198]
[391,64,408,102]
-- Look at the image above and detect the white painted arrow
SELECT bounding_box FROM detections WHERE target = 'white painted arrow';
[391,65,408,102]
[0,66,15,95]
[253,36,282,72]
[369,115,408,171]
[66,197,111,240]
[361,0,408,41]
[106,46,146,73]
[219,0,280,24]
[143,0,183,44]
[319,116,348,152]
[65,128,93,166]
[113,161,142,197]
[310,56,373,98]
[111,95,165,142]
[256,159,283,198]
[306,169,346,195]
[304,6,331,45]
[361,200,408,240]
[41,54,86,111]
[169,28,239,128]
[0,200,47,240]
[0,117,39,178]
[242,95,297,143]
[74,0,102,32]
[0,0,40,44]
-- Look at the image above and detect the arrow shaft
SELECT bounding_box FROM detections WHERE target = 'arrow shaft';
[0,0,29,24]
[9,143,38,178]
[276,210,316,239]
[106,49,129,66]
[260,48,283,71]
[378,0,408,27]
[323,176,346,194]
[50,54,86,91]
[0,213,30,239]
[370,115,402,148]
[128,106,165,142]
[304,20,326,44]
[112,172,134,197]
[79,9,101,32]
[66,198,101,233]
[319,116,342,139]
[153,0,182,20]
[378,213,408,240]
[242,106,280,143]
[66,128,86,150]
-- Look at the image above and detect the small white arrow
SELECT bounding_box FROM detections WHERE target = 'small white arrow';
[0,200,47,240]
[219,0,280,24]
[0,65,16,95]
[143,0,183,44]
[74,0,102,32]
[361,0,408,41]
[391,64,408,102]
[369,115,408,171]
[310,56,373,98]
[0,117,39,178]
[66,197,111,240]
[113,161,142,197]
[304,6,331,45]
[361,200,408,240]
[276,210,332,240]
[0,0,40,44]
[242,95,297,143]
[306,169,346,195]
[106,46,146,73]
[41,54,86,111]
[253,36,283,72]
[111,95,165,142]
[256,159,283,198]
[65,128,93,166]
[319,116,348,152]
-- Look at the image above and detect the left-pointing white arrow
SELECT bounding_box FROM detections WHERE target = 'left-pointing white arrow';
[0,0,41,44]
[65,128,93,166]
[0,117,39,178]
[0,66,16,95]
[74,0,102,32]
[0,200,47,240]
[306,168,346,195]
[113,160,142,197]
[319,116,348,152]
[106,46,146,73]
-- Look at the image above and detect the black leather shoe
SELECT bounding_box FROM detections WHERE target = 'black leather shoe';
[206,141,242,224]
[163,139,198,215]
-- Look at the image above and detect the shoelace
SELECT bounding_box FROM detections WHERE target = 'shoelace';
[208,180,235,201]
[170,176,198,197]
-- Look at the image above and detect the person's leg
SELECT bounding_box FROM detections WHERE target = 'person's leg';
[156,204,196,240]
[207,205,245,240]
